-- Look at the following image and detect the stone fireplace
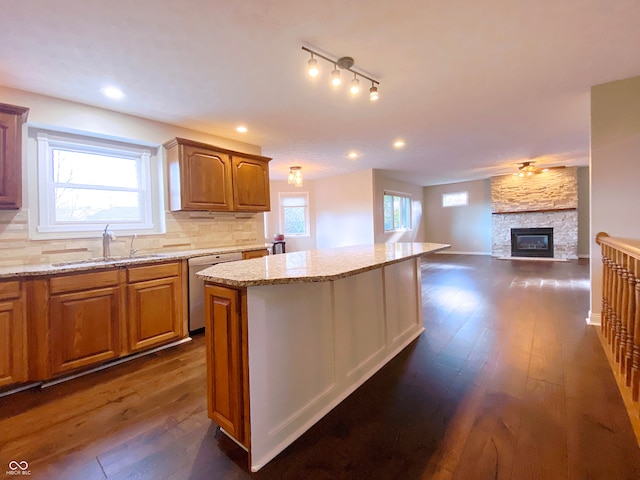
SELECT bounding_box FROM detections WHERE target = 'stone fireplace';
[511,227,554,258]
[491,167,578,259]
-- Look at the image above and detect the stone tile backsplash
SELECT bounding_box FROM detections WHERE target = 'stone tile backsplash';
[0,209,264,267]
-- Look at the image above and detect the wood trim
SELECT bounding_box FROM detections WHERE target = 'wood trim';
[163,137,271,163]
[26,279,51,380]
[596,232,640,259]
[491,207,577,215]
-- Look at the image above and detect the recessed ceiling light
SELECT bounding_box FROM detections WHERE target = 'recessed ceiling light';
[236,126,248,133]
[393,140,405,148]
[100,86,125,99]
[348,151,359,159]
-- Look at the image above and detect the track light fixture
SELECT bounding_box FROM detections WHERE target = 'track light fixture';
[302,46,380,102]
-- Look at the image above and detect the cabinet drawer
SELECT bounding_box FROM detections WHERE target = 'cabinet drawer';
[0,280,21,300]
[50,269,122,295]
[128,262,181,283]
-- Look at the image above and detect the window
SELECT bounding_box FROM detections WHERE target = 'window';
[383,192,411,232]
[31,129,164,238]
[279,192,310,236]
[442,191,468,207]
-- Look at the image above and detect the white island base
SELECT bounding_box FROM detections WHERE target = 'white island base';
[199,243,449,471]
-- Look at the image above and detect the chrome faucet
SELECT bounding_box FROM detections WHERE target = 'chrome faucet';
[129,233,138,258]
[102,224,116,258]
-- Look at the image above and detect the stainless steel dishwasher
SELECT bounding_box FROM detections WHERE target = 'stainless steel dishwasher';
[188,252,243,333]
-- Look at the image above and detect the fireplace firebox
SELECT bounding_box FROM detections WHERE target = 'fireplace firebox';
[511,228,554,258]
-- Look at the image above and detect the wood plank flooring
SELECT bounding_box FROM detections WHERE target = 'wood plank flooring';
[1,254,639,479]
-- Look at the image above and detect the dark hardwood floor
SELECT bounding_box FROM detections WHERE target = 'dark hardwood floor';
[2,254,640,479]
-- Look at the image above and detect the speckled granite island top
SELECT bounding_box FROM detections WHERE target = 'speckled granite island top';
[197,242,450,287]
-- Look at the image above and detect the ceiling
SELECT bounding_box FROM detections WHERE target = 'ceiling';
[1,1,639,186]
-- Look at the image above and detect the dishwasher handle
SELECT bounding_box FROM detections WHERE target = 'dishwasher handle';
[188,252,243,267]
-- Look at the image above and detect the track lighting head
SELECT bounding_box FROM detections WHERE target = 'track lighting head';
[307,56,319,77]
[301,46,379,102]
[369,85,379,101]
[350,76,360,94]
[331,67,341,86]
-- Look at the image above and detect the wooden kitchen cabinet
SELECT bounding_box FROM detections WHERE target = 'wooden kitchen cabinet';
[127,262,183,353]
[242,249,268,260]
[0,103,29,209]
[204,284,249,446]
[165,137,271,213]
[48,270,125,375]
[232,155,270,212]
[0,281,27,388]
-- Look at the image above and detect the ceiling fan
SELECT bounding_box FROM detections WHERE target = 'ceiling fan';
[513,161,565,177]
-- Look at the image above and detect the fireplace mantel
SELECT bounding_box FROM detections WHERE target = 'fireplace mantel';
[492,207,577,215]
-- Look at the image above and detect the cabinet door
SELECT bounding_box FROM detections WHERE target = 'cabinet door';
[128,275,182,352]
[0,104,29,209]
[204,284,247,445]
[0,281,26,387]
[242,249,268,260]
[181,145,233,211]
[50,286,122,375]
[232,156,271,212]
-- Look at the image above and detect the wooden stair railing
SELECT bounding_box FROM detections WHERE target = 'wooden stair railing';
[596,232,640,402]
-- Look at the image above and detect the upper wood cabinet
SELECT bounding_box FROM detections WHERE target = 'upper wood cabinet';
[0,103,29,210]
[164,138,271,212]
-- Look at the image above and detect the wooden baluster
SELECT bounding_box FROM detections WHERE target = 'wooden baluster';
[619,252,629,371]
[602,248,611,340]
[625,255,637,386]
[612,252,621,356]
[602,248,610,339]
[632,257,640,401]
[607,245,616,343]
[609,247,618,346]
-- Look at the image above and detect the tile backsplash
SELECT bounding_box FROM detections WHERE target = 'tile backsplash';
[0,209,264,267]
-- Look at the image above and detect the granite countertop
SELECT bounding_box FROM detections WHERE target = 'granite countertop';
[0,244,268,279]
[197,242,450,287]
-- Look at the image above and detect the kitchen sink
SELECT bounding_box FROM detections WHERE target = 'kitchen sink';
[52,253,167,267]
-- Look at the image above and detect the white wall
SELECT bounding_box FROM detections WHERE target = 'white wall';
[372,170,425,243]
[315,170,375,249]
[423,179,492,254]
[577,166,590,258]
[590,75,640,321]
[265,180,317,252]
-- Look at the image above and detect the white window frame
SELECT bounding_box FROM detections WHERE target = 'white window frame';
[383,191,412,232]
[29,127,165,239]
[278,192,310,237]
[442,191,469,207]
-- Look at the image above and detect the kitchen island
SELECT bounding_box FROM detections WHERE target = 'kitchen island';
[197,242,450,471]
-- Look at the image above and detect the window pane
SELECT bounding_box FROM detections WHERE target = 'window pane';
[283,206,306,235]
[442,191,468,207]
[53,149,139,189]
[54,188,142,222]
[383,195,393,231]
[384,193,411,231]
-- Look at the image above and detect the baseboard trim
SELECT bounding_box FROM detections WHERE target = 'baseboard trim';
[436,251,491,256]
[578,254,591,259]
[587,311,602,326]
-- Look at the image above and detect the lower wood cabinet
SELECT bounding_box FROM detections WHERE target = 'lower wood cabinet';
[49,271,124,375]
[127,262,183,353]
[26,261,186,382]
[242,249,268,260]
[204,284,249,446]
[0,280,27,388]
